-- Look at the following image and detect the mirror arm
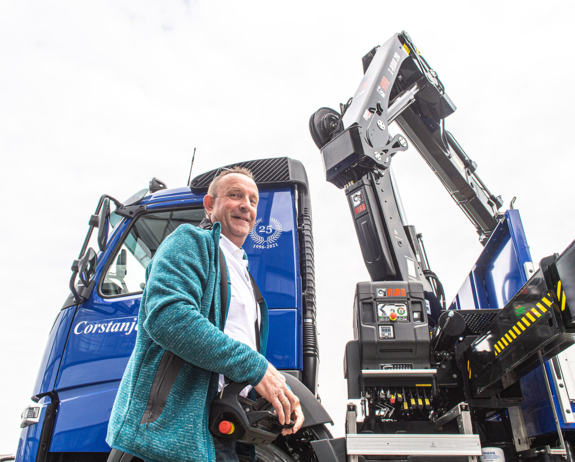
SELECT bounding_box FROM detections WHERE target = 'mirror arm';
[70,248,98,304]
[68,193,125,305]
[68,268,83,305]
[113,203,147,219]
[77,194,124,260]
[98,198,110,252]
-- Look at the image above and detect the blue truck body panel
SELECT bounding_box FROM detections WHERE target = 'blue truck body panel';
[450,210,532,311]
[50,383,118,453]
[244,188,302,313]
[450,209,575,437]
[33,308,77,396]
[522,362,575,437]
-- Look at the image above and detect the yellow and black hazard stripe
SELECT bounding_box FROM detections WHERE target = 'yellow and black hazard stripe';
[493,296,550,357]
[557,280,568,312]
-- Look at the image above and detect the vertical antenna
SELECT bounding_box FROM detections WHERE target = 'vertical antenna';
[187,147,197,187]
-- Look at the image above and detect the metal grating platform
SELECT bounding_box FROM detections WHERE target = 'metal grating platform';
[457,309,501,335]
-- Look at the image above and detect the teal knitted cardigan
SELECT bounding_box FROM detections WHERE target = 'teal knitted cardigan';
[106,222,269,462]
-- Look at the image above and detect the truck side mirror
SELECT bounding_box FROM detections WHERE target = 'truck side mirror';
[98,198,110,252]
[78,248,97,287]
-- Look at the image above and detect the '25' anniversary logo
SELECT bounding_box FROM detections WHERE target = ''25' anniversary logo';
[249,218,282,249]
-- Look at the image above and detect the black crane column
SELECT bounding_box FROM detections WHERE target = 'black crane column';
[346,170,432,291]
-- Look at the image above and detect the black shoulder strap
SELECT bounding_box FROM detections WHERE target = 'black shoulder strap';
[248,272,264,353]
[198,218,229,327]
[248,273,265,304]
[198,218,213,230]
[219,250,228,326]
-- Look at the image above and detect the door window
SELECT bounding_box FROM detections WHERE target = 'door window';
[100,208,205,297]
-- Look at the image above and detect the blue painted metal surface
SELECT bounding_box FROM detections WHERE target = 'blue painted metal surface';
[56,309,140,390]
[521,362,575,437]
[449,209,575,437]
[50,382,119,452]
[450,210,533,311]
[32,308,77,396]
[266,309,301,369]
[245,186,302,369]
[244,187,301,312]
[16,184,304,457]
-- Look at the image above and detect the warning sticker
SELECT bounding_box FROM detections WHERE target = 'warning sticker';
[380,76,390,92]
[363,109,372,121]
[406,257,417,279]
[389,52,401,74]
[377,87,385,98]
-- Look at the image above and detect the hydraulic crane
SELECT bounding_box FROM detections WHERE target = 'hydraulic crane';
[310,31,575,461]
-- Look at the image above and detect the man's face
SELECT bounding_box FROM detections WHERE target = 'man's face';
[204,173,259,247]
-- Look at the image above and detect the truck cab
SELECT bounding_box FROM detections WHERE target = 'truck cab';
[16,157,327,462]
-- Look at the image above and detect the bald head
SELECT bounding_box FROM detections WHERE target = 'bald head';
[207,166,255,198]
[203,171,259,248]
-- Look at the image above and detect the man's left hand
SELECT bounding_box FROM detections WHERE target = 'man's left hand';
[254,363,305,433]
[282,401,304,436]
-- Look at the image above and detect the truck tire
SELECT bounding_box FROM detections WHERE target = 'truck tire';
[253,444,295,462]
[251,424,333,462]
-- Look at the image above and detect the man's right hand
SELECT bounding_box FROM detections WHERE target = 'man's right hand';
[254,363,304,433]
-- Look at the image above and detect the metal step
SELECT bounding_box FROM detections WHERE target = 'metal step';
[346,433,481,456]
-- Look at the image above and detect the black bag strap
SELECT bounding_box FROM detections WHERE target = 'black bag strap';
[248,272,264,353]
[248,273,264,304]
[219,249,229,326]
[198,218,229,327]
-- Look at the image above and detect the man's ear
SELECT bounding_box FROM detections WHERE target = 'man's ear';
[203,194,214,217]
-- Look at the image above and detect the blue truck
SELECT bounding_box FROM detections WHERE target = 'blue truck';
[9,31,575,462]
[13,157,339,462]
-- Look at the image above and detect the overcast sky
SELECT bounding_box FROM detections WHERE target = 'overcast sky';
[2,0,575,454]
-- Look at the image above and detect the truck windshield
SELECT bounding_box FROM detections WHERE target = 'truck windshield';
[101,208,205,297]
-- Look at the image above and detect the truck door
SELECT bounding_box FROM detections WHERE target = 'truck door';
[48,206,206,454]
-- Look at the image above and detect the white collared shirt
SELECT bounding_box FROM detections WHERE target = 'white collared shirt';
[218,234,259,394]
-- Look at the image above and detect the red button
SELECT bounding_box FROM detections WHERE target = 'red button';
[219,421,235,435]
[390,312,397,321]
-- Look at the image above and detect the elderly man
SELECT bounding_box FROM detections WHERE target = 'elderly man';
[106,167,304,462]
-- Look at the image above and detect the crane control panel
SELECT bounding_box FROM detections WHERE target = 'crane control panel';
[378,302,408,324]
[353,281,430,370]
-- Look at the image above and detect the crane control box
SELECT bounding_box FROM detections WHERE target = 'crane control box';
[352,281,431,370]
